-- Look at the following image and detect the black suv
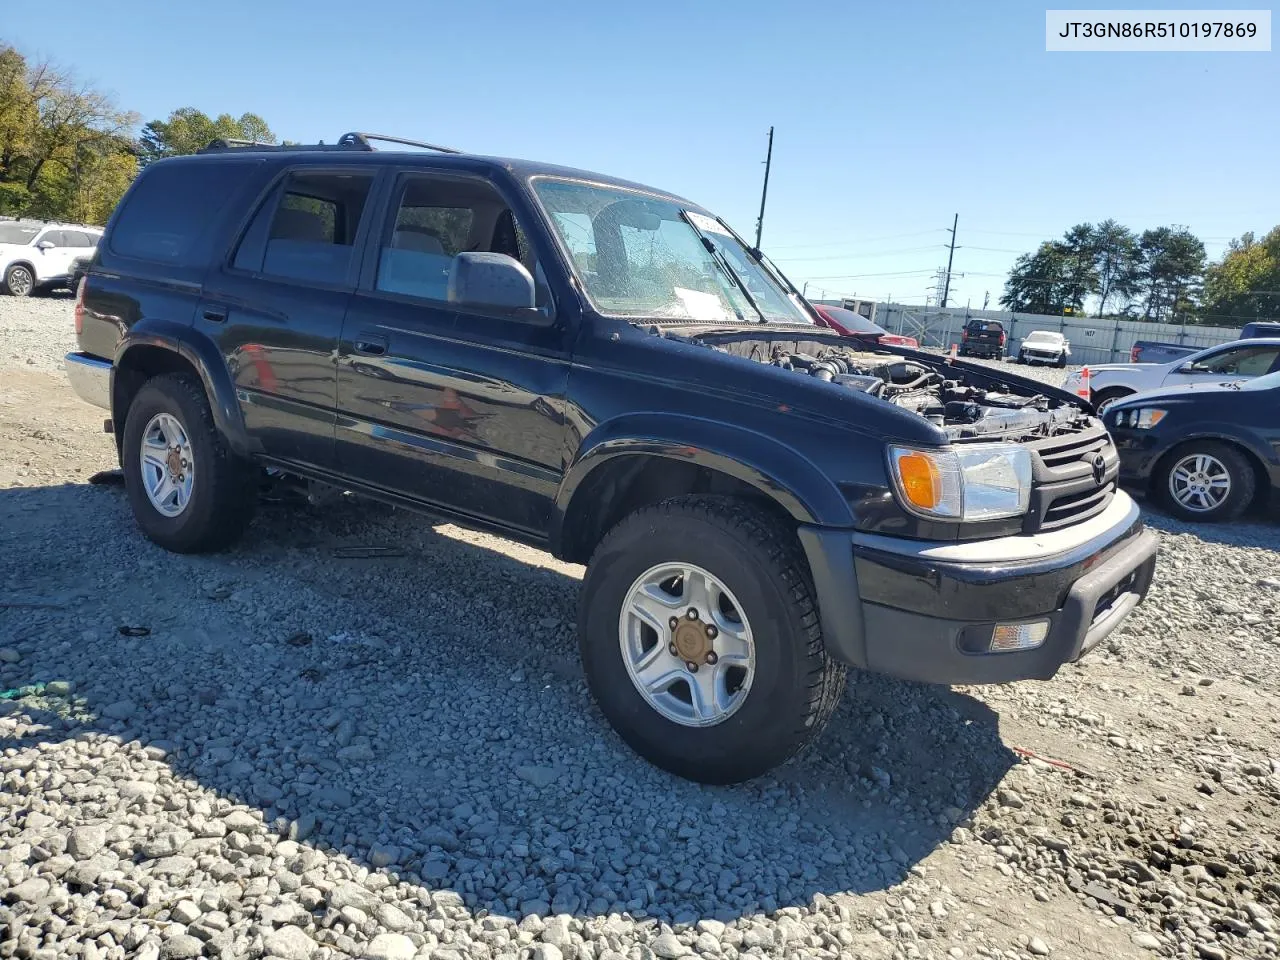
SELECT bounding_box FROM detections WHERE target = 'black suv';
[959,319,1008,360]
[64,133,1158,782]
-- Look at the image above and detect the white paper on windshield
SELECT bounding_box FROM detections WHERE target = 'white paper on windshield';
[673,287,732,323]
[685,211,734,237]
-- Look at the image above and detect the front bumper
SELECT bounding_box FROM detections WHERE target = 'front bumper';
[65,352,111,410]
[1022,351,1063,365]
[799,491,1158,685]
[1109,425,1173,485]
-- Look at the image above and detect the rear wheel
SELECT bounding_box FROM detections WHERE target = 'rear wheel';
[122,374,258,552]
[1056,353,1067,368]
[3,264,34,297]
[1156,442,1256,522]
[578,496,846,784]
[1091,386,1134,414]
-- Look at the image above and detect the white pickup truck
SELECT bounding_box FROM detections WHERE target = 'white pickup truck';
[1065,338,1280,412]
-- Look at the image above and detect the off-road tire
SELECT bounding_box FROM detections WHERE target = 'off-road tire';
[1155,440,1256,523]
[578,495,846,783]
[121,374,257,553]
[3,264,34,297]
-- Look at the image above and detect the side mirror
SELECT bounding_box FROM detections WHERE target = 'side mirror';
[36,240,55,251]
[448,252,543,319]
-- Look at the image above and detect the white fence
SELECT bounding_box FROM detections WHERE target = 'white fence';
[876,304,1243,366]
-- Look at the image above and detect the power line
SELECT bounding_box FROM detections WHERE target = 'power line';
[765,228,947,250]
[799,268,938,281]
[771,244,945,263]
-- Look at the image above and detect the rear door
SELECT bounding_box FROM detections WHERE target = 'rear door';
[335,168,569,537]
[198,165,382,469]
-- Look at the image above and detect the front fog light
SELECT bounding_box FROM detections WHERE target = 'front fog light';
[990,620,1050,653]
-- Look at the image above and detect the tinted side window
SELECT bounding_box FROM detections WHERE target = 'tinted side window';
[110,161,257,266]
[233,171,374,284]
[70,231,98,248]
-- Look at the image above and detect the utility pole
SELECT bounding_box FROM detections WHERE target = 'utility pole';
[754,127,774,250]
[941,213,958,308]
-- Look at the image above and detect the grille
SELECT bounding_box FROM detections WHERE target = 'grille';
[1023,426,1117,533]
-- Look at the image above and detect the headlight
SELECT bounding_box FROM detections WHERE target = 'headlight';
[889,443,1032,521]
[1116,407,1167,429]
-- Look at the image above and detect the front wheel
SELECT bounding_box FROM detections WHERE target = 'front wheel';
[1156,442,1256,522]
[3,264,34,297]
[122,374,258,552]
[578,496,846,784]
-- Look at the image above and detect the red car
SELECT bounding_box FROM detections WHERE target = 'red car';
[811,304,919,348]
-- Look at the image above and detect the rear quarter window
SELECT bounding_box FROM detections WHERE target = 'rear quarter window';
[108,160,260,266]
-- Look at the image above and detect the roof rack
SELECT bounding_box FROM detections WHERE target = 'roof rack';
[200,131,462,155]
[336,132,462,154]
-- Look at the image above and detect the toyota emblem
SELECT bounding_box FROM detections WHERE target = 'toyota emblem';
[1091,453,1107,486]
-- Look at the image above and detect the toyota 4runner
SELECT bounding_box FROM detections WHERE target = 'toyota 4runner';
[64,132,1159,783]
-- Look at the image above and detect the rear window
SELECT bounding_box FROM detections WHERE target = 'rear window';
[109,161,257,266]
[967,320,1004,332]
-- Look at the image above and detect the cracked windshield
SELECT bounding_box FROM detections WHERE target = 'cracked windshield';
[534,179,812,324]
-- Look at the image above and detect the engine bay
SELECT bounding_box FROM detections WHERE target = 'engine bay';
[693,333,1093,441]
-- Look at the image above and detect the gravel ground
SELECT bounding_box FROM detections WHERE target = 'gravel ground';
[2,299,1279,960]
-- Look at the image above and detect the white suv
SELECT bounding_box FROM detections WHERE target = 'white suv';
[0,220,104,297]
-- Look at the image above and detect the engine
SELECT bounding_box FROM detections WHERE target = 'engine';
[766,346,1084,440]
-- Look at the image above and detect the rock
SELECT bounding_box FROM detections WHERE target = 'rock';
[45,680,75,696]
[0,647,19,663]
[1028,937,1051,956]
[376,902,414,931]
[369,843,401,868]
[7,876,51,903]
[652,932,689,957]
[68,825,107,859]
[102,699,136,720]
[696,920,726,938]
[328,881,376,912]
[223,810,259,834]
[362,933,416,960]
[1132,933,1161,950]
[172,900,202,925]
[531,947,564,960]
[160,935,204,959]
[337,743,376,762]
[1196,946,1227,960]
[515,764,563,788]
[313,785,353,808]
[998,789,1024,809]
[287,813,316,841]
[262,925,318,960]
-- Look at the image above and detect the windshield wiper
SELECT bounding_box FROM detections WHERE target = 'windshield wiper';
[680,211,767,323]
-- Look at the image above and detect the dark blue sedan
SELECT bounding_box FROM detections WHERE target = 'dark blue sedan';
[1106,370,1280,522]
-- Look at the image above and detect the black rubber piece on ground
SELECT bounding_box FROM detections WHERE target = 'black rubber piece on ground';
[121,373,257,553]
[578,495,846,784]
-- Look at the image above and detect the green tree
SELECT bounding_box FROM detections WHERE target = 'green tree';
[1000,242,1074,315]
[1089,219,1140,317]
[1136,226,1206,322]
[1201,227,1280,323]
[0,42,138,222]
[138,107,277,164]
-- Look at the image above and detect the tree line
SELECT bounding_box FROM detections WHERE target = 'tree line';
[1000,219,1280,327]
[1,41,276,225]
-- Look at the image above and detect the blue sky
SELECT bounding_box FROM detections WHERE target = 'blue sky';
[7,0,1276,307]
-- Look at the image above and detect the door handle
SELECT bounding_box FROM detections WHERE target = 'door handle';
[202,307,227,323]
[353,335,388,356]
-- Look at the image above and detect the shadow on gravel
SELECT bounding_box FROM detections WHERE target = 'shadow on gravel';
[1,481,1016,923]
[1130,492,1280,549]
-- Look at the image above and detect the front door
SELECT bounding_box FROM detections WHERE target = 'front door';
[335,170,569,539]
[199,166,381,469]
[1164,343,1280,389]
